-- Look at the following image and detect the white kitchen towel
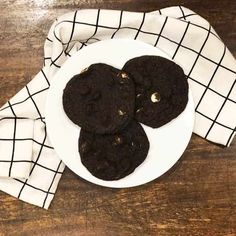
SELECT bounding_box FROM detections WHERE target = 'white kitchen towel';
[0,6,235,208]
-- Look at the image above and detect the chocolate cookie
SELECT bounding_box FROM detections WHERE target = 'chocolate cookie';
[122,56,188,128]
[79,121,149,181]
[63,63,135,134]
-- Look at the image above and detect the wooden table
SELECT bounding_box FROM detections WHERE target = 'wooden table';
[0,0,236,235]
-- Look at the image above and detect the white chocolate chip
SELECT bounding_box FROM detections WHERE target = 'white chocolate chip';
[81,67,88,73]
[151,92,161,103]
[118,72,129,79]
[118,110,126,116]
[122,72,129,79]
[136,108,143,113]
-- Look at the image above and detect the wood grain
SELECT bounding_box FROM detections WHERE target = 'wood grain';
[0,0,236,235]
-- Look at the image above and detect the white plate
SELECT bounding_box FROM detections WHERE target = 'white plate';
[45,39,195,188]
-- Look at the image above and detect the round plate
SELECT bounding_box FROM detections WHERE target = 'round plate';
[45,39,194,188]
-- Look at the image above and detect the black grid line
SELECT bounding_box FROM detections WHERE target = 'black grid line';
[59,37,100,46]
[0,138,53,149]
[111,10,123,39]
[7,101,17,177]
[189,76,236,104]
[154,17,168,46]
[226,126,236,146]
[15,178,55,195]
[25,85,43,122]
[86,37,100,43]
[17,123,47,198]
[196,110,234,131]
[134,12,146,39]
[43,57,51,66]
[66,37,100,56]
[177,13,197,20]
[7,102,16,117]
[61,39,79,46]
[0,87,49,112]
[44,55,52,66]
[34,162,63,175]
[35,117,46,122]
[0,160,31,163]
[179,5,186,20]
[42,160,62,208]
[53,18,157,34]
[46,37,53,42]
[186,25,211,82]
[65,46,74,57]
[32,137,53,149]
[172,21,190,59]
[69,37,101,55]
[205,78,236,138]
[28,125,47,177]
[0,117,29,122]
[50,58,62,68]
[54,20,113,31]
[179,19,221,41]
[195,45,226,110]
[79,9,100,51]
[36,117,45,120]
[79,42,87,51]
[50,31,64,67]
[179,43,235,75]
[53,29,63,43]
[53,28,70,45]
[41,69,50,87]
[158,9,162,15]
[0,160,63,174]
[66,52,72,57]
[64,11,78,56]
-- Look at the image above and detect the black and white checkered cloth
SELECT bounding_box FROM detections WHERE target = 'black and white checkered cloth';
[0,6,235,209]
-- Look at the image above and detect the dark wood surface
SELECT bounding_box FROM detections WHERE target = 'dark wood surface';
[0,0,236,235]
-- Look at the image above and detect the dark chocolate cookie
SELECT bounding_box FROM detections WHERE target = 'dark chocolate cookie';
[122,56,188,128]
[79,121,149,181]
[63,63,135,134]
